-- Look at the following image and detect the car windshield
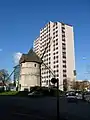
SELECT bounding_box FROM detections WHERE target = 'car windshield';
[68,93,76,96]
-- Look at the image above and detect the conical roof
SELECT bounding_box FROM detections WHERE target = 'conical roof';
[19,49,42,64]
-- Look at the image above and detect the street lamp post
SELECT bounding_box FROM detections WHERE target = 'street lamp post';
[51,78,59,120]
[57,79,59,120]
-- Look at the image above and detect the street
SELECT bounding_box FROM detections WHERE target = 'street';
[0,96,90,120]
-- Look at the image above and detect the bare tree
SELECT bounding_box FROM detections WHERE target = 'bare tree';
[0,69,10,84]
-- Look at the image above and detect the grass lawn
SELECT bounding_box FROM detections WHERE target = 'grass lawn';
[0,87,64,97]
[0,91,29,97]
[0,91,19,95]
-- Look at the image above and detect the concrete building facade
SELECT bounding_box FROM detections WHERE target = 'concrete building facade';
[33,37,40,57]
[33,21,76,90]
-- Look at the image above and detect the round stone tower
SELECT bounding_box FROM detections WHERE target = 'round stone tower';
[19,49,42,91]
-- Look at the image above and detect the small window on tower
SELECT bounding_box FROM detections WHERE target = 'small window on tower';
[34,64,36,67]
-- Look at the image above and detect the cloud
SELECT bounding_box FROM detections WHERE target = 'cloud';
[13,52,22,65]
[82,57,86,60]
[0,48,3,52]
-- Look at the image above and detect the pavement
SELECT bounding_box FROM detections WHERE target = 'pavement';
[0,96,90,120]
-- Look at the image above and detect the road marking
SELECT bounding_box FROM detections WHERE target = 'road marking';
[13,112,47,120]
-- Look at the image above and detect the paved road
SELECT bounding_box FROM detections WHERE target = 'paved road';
[0,96,90,120]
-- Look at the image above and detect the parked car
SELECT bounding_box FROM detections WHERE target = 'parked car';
[28,91,43,97]
[10,86,16,91]
[28,91,35,96]
[66,91,77,103]
[84,92,90,102]
[75,91,83,100]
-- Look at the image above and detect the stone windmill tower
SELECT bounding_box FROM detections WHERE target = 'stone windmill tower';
[19,49,42,91]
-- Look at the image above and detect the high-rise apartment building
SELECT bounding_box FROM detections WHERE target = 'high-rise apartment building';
[33,37,40,57]
[33,21,76,90]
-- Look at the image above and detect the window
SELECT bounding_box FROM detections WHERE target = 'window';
[57,69,59,72]
[56,39,58,42]
[56,51,58,54]
[53,32,55,35]
[62,26,65,29]
[63,60,66,63]
[57,74,59,77]
[62,29,65,33]
[53,36,55,39]
[53,28,55,31]
[53,24,55,27]
[56,31,58,33]
[62,52,66,55]
[62,43,65,46]
[56,43,58,45]
[53,44,55,47]
[55,22,58,25]
[63,74,67,77]
[34,64,36,67]
[56,47,58,50]
[62,47,66,50]
[61,23,65,26]
[53,61,55,64]
[53,52,55,55]
[53,56,55,59]
[56,60,58,63]
[62,39,65,42]
[63,65,66,68]
[48,49,50,52]
[46,80,48,85]
[62,35,65,37]
[53,48,55,51]
[57,65,59,68]
[63,56,66,59]
[56,34,58,37]
[56,56,58,58]
[54,65,55,68]
[53,40,55,43]
[48,37,51,40]
[63,70,66,72]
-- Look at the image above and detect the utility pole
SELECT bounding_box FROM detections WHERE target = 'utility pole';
[51,78,60,120]
[40,64,42,87]
[57,79,59,120]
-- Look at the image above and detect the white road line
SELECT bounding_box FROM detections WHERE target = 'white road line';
[13,112,47,120]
